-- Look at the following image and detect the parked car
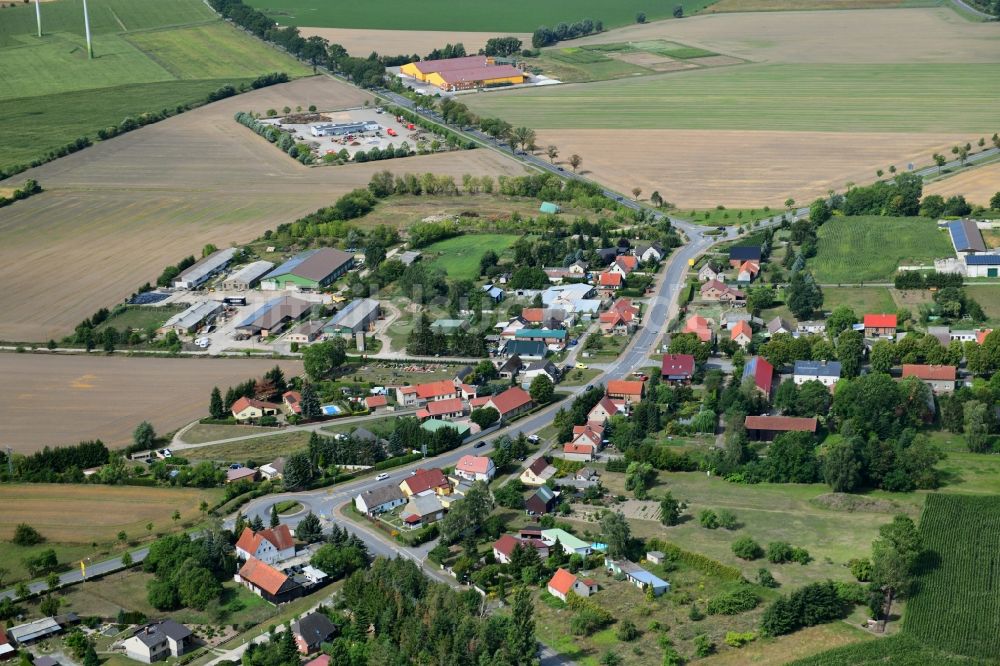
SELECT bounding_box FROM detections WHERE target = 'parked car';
[474,441,487,449]
[527,435,540,444]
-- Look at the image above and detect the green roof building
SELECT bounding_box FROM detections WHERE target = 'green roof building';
[421,419,471,438]
[539,202,561,214]
[261,248,354,291]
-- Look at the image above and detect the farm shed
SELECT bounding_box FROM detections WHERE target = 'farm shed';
[261,249,355,291]
[224,261,274,291]
[173,248,237,290]
[159,301,223,335]
[323,298,380,337]
[948,219,987,254]
[964,254,1000,277]
[400,55,525,91]
[236,295,312,336]
[744,415,818,441]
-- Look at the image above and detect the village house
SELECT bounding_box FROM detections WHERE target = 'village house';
[902,364,957,393]
[864,313,898,338]
[401,494,446,528]
[572,423,604,450]
[588,396,622,424]
[399,468,451,497]
[226,467,258,484]
[235,525,295,564]
[682,314,714,343]
[539,528,592,556]
[121,621,192,664]
[606,380,645,404]
[562,442,595,462]
[600,298,640,335]
[415,379,461,403]
[736,260,760,283]
[485,386,534,421]
[793,360,842,387]
[394,385,419,407]
[547,568,598,603]
[454,455,496,482]
[728,246,762,268]
[495,355,524,379]
[721,312,755,331]
[354,484,406,516]
[501,339,548,360]
[609,255,639,277]
[632,242,664,264]
[281,391,302,416]
[525,486,557,515]
[767,317,793,337]
[731,320,753,348]
[235,558,302,604]
[493,534,550,564]
[259,457,285,481]
[700,279,746,304]
[698,261,721,282]
[291,612,337,655]
[742,356,775,398]
[605,558,670,596]
[520,457,557,486]
[598,271,624,292]
[660,353,695,383]
[415,397,465,422]
[231,397,280,423]
[522,359,560,385]
[744,415,818,441]
[796,320,826,335]
[364,395,389,413]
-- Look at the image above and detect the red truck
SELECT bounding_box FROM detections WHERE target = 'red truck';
[387,128,397,137]
[406,123,416,130]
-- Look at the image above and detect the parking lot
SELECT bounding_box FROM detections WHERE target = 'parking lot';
[260,108,427,159]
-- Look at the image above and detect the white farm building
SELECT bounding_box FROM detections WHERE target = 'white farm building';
[310,121,380,137]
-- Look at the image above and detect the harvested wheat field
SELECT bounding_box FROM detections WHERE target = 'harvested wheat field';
[537,129,971,208]
[569,8,999,64]
[299,27,532,57]
[0,76,527,341]
[925,162,1000,207]
[0,484,220,543]
[0,353,303,452]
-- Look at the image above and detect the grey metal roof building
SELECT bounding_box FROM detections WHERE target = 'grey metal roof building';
[160,301,224,334]
[323,298,380,336]
[224,261,275,291]
[236,295,313,335]
[8,618,61,644]
[173,248,237,290]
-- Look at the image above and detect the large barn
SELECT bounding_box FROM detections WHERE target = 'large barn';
[400,55,525,91]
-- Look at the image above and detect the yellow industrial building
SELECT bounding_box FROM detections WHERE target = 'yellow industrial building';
[400,55,525,91]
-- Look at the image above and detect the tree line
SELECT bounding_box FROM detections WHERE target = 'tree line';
[531,19,604,48]
[0,178,41,209]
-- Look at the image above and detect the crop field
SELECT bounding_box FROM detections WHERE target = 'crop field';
[925,161,1000,207]
[567,8,998,65]
[422,234,520,280]
[298,27,532,58]
[245,0,718,32]
[526,129,967,208]
[789,633,994,666]
[707,0,941,12]
[181,431,313,462]
[904,494,1000,660]
[811,216,952,283]
[0,483,220,582]
[465,64,1000,133]
[0,77,528,342]
[0,353,303,452]
[0,0,311,172]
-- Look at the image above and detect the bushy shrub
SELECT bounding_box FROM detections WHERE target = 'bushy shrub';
[732,537,764,560]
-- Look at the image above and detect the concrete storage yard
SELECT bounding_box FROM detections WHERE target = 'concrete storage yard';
[261,108,422,158]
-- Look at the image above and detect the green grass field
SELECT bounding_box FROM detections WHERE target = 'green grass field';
[821,286,897,312]
[243,0,718,32]
[464,64,1000,132]
[422,233,520,281]
[963,285,1000,324]
[94,305,185,333]
[811,216,952,284]
[0,0,309,173]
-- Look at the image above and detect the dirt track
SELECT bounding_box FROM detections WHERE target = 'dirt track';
[0,76,527,341]
[299,27,532,58]
[568,7,998,64]
[925,162,1000,207]
[0,353,304,452]
[537,129,972,208]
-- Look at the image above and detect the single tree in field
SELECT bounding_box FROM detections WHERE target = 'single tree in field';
[876,169,883,179]
[784,197,795,211]
[632,187,642,201]
[871,515,922,631]
[650,191,663,207]
[546,145,558,163]
[888,165,896,174]
[569,154,582,172]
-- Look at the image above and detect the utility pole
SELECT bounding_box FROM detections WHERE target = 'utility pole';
[82,0,93,59]
[5,447,12,478]
[35,0,42,38]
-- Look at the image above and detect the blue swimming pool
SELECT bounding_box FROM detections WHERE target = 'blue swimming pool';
[321,404,342,416]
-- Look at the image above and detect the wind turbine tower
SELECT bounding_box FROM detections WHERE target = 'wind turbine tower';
[82,0,94,59]
[35,0,42,37]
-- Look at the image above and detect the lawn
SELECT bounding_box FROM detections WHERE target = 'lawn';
[463,64,1000,133]
[811,216,952,284]
[181,430,313,462]
[0,0,309,172]
[422,233,520,281]
[95,305,186,334]
[0,484,220,583]
[180,423,277,445]
[821,286,897,314]
[685,207,778,226]
[243,0,717,32]
[963,285,1000,324]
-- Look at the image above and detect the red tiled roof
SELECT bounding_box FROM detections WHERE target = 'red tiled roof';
[305,656,331,666]
[456,455,492,475]
[493,534,520,558]
[615,255,639,272]
[976,329,993,344]
[683,315,713,342]
[521,308,544,323]
[282,391,302,414]
[403,468,449,495]
[744,415,818,432]
[599,272,623,287]
[864,313,897,329]
[416,380,458,399]
[738,260,760,274]
[231,397,280,414]
[589,397,620,418]
[607,380,644,397]
[563,442,595,455]
[470,396,491,408]
[487,387,533,416]
[238,557,290,596]
[365,395,388,408]
[661,354,695,377]
[732,320,753,340]
[701,279,745,298]
[404,514,421,524]
[548,568,578,596]
[425,397,464,416]
[902,364,956,381]
[235,525,294,555]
